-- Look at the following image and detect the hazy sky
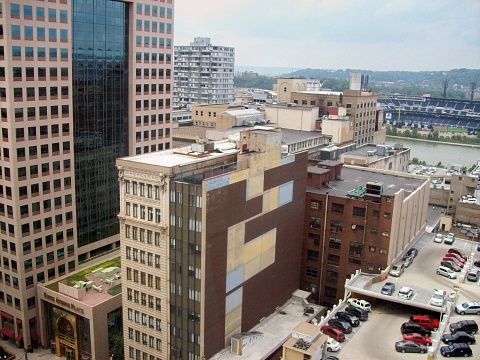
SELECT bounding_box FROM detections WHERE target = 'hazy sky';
[174,0,480,71]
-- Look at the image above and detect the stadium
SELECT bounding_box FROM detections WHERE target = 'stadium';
[378,95,480,134]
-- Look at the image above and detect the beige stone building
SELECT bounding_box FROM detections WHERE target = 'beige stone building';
[265,104,320,131]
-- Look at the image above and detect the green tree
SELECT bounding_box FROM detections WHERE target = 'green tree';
[412,128,419,138]
[403,130,411,138]
[427,133,433,140]
[437,161,443,168]
[386,126,392,135]
[112,334,124,360]
[412,157,420,164]
[392,127,398,135]
[432,130,440,140]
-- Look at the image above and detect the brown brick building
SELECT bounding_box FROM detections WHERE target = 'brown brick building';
[301,165,430,307]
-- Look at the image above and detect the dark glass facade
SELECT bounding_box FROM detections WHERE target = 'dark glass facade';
[72,0,129,247]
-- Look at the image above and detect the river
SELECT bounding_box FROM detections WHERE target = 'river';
[386,136,480,168]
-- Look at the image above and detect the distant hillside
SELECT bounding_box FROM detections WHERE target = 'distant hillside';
[282,68,480,89]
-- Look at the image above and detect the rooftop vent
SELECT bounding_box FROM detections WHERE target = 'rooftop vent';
[293,338,311,351]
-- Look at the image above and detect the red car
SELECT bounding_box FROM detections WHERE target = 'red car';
[444,253,466,263]
[321,325,345,342]
[403,332,432,346]
[442,256,465,268]
[409,315,440,331]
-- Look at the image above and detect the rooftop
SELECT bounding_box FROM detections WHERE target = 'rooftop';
[307,166,427,197]
[342,143,408,161]
[42,254,122,307]
[293,90,343,96]
[215,290,324,360]
[280,128,330,144]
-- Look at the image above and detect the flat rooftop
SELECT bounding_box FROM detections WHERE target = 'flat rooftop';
[307,166,427,197]
[280,128,330,144]
[42,254,121,307]
[342,144,409,161]
[293,90,342,96]
[215,290,324,360]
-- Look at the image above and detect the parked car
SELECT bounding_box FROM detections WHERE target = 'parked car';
[346,298,371,312]
[450,320,478,335]
[345,305,368,321]
[401,322,432,336]
[437,266,458,279]
[444,233,456,245]
[335,311,359,327]
[434,234,445,243]
[406,248,419,258]
[409,315,440,331]
[403,332,432,346]
[456,301,480,315]
[443,252,466,263]
[430,289,447,307]
[326,337,341,352]
[321,325,345,342]
[389,262,405,277]
[440,343,473,357]
[442,256,464,268]
[381,282,396,296]
[440,260,462,272]
[328,318,352,334]
[395,340,428,354]
[324,357,340,360]
[398,286,414,300]
[467,269,479,282]
[474,259,480,267]
[441,331,476,345]
[448,248,467,260]
[402,255,414,267]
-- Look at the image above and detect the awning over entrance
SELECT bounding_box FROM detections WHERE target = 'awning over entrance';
[29,317,37,324]
[0,311,14,321]
[31,332,40,341]
[16,318,22,325]
[0,327,15,338]
[16,333,23,342]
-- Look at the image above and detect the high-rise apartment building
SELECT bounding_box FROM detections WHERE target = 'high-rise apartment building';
[174,37,235,108]
[0,0,173,349]
[117,128,307,359]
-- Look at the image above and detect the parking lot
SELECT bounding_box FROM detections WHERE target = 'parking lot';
[330,233,480,359]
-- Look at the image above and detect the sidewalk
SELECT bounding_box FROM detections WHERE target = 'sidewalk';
[1,340,60,360]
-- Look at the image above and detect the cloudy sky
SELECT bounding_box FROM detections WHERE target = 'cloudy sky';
[174,0,480,71]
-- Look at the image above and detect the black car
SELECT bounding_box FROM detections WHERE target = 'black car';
[406,247,419,258]
[440,343,473,357]
[441,260,462,272]
[335,311,360,327]
[442,331,476,345]
[345,305,368,321]
[400,322,432,336]
[450,320,478,335]
[328,318,352,334]
[381,282,396,295]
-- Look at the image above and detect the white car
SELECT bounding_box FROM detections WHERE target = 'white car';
[398,286,414,300]
[433,234,444,243]
[346,298,371,312]
[429,289,446,307]
[326,337,341,352]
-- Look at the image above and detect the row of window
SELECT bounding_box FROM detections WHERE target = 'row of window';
[2,61,69,81]
[0,208,73,236]
[126,247,161,268]
[135,143,170,155]
[3,123,69,141]
[135,36,172,48]
[125,181,161,199]
[0,105,69,121]
[135,129,170,141]
[136,20,172,33]
[0,85,69,100]
[1,231,73,257]
[135,113,171,127]
[126,267,162,290]
[127,347,161,360]
[8,26,68,41]
[9,4,68,22]
[126,288,162,311]
[135,98,171,110]
[127,312,161,332]
[1,141,71,161]
[127,329,162,352]
[135,83,171,94]
[1,192,71,218]
[1,261,73,289]
[0,291,35,310]
[135,3,173,17]
[134,67,171,78]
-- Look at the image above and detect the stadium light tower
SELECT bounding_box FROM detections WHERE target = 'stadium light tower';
[470,82,477,101]
[443,80,449,99]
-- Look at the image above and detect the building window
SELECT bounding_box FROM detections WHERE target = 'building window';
[332,203,344,214]
[329,221,343,233]
[308,233,320,246]
[305,266,318,278]
[327,254,340,266]
[307,250,319,262]
[349,242,363,257]
[326,270,338,283]
[310,200,322,210]
[324,286,337,298]
[353,207,366,217]
[309,217,321,229]
[328,237,341,250]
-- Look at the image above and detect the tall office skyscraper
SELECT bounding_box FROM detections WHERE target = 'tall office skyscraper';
[0,0,173,349]
[174,37,235,108]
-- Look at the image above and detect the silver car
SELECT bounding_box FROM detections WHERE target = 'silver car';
[456,302,480,315]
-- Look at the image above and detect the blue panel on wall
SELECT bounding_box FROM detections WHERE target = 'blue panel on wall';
[226,266,244,293]
[281,155,295,165]
[225,287,243,314]
[206,174,230,192]
[278,180,293,207]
